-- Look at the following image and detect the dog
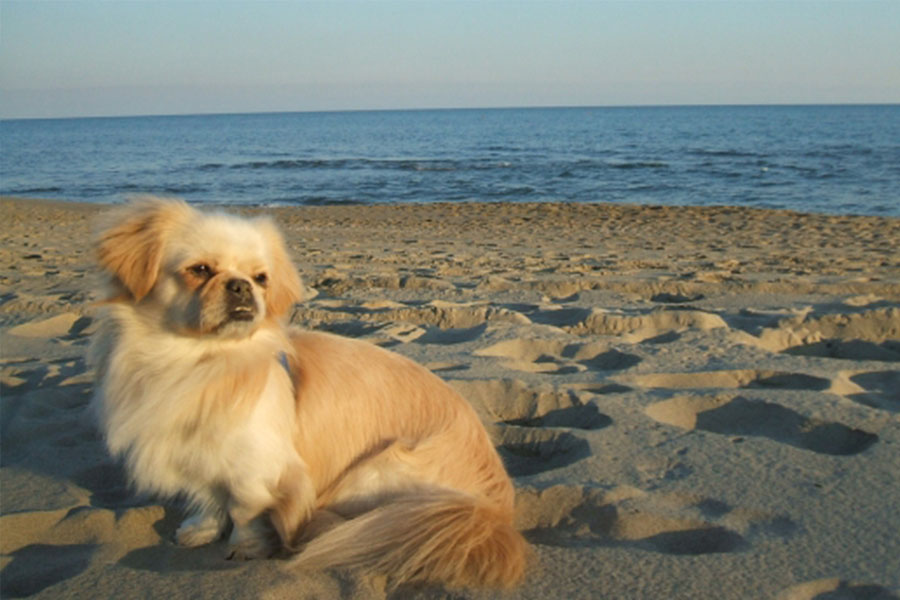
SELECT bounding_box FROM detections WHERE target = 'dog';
[88,197,528,588]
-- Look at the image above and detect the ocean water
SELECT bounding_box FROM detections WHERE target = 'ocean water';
[1,105,898,216]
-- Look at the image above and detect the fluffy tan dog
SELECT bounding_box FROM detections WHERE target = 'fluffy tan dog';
[89,197,528,588]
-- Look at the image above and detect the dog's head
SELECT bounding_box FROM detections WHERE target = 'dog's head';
[95,197,303,338]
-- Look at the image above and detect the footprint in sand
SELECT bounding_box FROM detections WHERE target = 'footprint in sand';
[293,300,530,345]
[1,366,96,476]
[493,426,592,477]
[645,395,878,456]
[1,357,91,393]
[784,339,900,362]
[414,323,487,345]
[71,462,139,509]
[514,485,793,555]
[451,379,610,476]
[623,369,832,391]
[475,338,641,375]
[525,305,727,343]
[650,292,705,304]
[451,379,611,429]
[360,321,490,347]
[735,306,900,355]
[0,503,227,598]
[848,370,900,412]
[776,578,899,600]
[567,308,728,341]
[0,543,97,598]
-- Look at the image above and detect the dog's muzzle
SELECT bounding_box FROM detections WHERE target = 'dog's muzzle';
[225,278,257,321]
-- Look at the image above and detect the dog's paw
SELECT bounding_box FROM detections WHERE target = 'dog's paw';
[225,544,270,561]
[226,519,278,560]
[175,512,227,547]
[226,536,277,560]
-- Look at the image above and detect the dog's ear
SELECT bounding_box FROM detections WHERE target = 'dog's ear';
[258,219,304,319]
[95,197,192,301]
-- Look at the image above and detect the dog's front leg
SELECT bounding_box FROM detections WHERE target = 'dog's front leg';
[269,459,318,551]
[226,486,283,560]
[227,509,279,560]
[227,460,316,559]
[176,508,229,547]
[175,491,229,548]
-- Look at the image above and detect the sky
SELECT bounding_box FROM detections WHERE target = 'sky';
[1,0,898,119]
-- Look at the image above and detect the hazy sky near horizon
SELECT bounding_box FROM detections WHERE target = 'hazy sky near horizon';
[1,1,898,119]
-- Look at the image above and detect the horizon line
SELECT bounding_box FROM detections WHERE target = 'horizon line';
[3,101,898,122]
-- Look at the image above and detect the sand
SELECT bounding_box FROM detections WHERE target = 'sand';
[1,196,898,599]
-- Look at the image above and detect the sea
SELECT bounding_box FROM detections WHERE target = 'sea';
[1,105,898,216]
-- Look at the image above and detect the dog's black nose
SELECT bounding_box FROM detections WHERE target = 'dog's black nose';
[226,278,253,301]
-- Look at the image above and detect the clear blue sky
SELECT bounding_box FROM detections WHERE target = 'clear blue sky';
[1,0,898,118]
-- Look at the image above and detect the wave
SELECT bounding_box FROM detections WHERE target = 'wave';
[257,195,368,207]
[196,156,685,175]
[605,160,669,170]
[3,186,64,194]
[232,159,341,170]
[196,157,515,173]
[803,144,876,158]
[689,149,764,158]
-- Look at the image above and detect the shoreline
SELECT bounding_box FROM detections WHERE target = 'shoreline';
[4,194,900,220]
[2,195,899,599]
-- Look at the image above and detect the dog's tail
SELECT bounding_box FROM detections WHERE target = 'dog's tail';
[289,491,529,589]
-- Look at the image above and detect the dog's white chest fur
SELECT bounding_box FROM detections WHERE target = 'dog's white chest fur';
[92,316,299,505]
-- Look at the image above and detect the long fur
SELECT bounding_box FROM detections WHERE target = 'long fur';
[89,197,529,589]
[292,491,527,587]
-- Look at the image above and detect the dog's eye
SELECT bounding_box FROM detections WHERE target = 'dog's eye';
[189,264,212,278]
[253,273,268,287]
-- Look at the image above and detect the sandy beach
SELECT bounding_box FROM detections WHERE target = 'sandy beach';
[1,196,898,599]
